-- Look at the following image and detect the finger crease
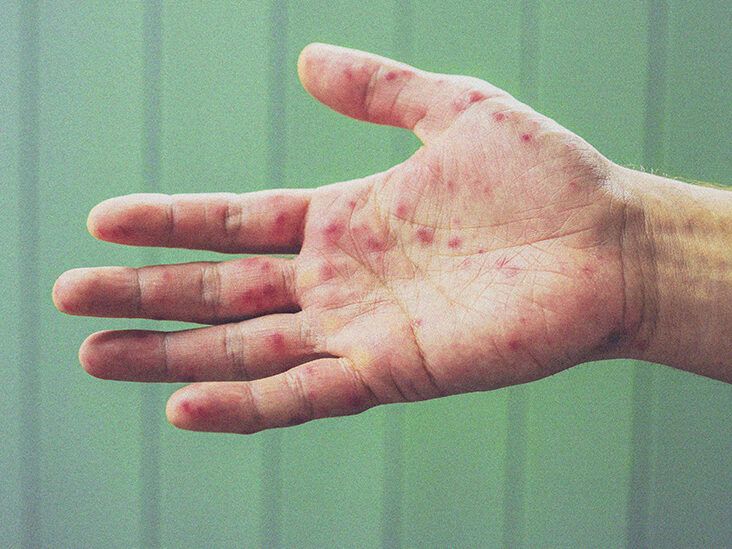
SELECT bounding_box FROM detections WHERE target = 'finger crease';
[224,324,249,381]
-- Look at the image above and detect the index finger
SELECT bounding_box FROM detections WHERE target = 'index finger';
[87,189,312,254]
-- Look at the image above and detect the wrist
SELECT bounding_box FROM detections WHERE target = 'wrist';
[614,164,732,381]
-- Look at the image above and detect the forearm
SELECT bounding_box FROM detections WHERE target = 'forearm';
[617,165,732,382]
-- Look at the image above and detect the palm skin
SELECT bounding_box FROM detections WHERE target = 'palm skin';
[54,44,637,433]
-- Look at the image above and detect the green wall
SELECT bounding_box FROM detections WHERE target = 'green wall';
[2,1,730,547]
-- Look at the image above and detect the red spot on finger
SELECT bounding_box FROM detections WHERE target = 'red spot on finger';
[492,111,507,122]
[179,399,206,420]
[508,338,521,351]
[343,67,353,80]
[97,225,135,241]
[269,333,286,353]
[275,212,287,226]
[385,70,397,81]
[448,236,462,249]
[416,227,434,245]
[262,283,276,296]
[348,200,357,209]
[520,133,532,142]
[468,90,486,103]
[396,203,409,217]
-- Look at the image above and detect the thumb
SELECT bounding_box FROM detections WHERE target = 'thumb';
[297,43,509,143]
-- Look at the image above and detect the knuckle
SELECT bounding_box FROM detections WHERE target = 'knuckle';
[200,263,222,319]
[284,369,315,423]
[223,323,249,380]
[223,199,243,240]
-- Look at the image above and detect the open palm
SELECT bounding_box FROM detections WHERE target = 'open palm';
[54,44,635,433]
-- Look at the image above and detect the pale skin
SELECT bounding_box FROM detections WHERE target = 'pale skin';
[53,44,732,434]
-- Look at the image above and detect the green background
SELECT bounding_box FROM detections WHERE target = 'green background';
[2,1,730,547]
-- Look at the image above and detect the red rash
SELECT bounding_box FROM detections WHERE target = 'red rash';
[323,221,345,244]
[448,236,462,249]
[396,203,409,217]
[492,111,507,122]
[385,71,397,81]
[180,399,206,420]
[468,90,486,103]
[274,212,288,227]
[366,236,386,252]
[320,265,336,281]
[507,338,521,351]
[98,225,134,241]
[416,227,434,244]
[343,67,353,80]
[520,133,532,142]
[269,333,286,352]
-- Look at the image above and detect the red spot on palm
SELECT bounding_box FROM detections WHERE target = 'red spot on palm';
[320,264,336,280]
[396,203,409,217]
[416,227,434,244]
[492,111,507,122]
[323,221,345,244]
[448,236,462,249]
[366,236,386,252]
[520,133,532,143]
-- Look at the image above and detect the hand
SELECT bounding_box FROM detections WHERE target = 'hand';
[54,43,645,434]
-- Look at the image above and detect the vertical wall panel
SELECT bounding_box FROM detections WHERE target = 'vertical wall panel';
[401,2,522,546]
[36,3,146,546]
[278,2,396,547]
[522,1,647,546]
[651,1,732,546]
[157,2,269,546]
[0,1,23,545]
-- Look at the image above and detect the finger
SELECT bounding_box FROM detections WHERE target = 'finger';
[298,42,511,143]
[166,357,380,434]
[87,189,311,253]
[79,312,326,382]
[54,256,297,324]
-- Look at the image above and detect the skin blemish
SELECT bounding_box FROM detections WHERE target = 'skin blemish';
[520,133,532,143]
[320,264,335,280]
[468,90,486,103]
[97,225,134,241]
[385,70,397,81]
[365,236,386,252]
[269,332,286,353]
[274,211,288,227]
[507,338,521,352]
[478,248,486,254]
[262,283,276,297]
[323,221,345,244]
[396,203,409,217]
[343,67,353,80]
[448,236,462,249]
[416,227,434,245]
[492,111,507,122]
[447,180,456,194]
[348,199,357,209]
[260,261,272,273]
[180,399,205,420]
